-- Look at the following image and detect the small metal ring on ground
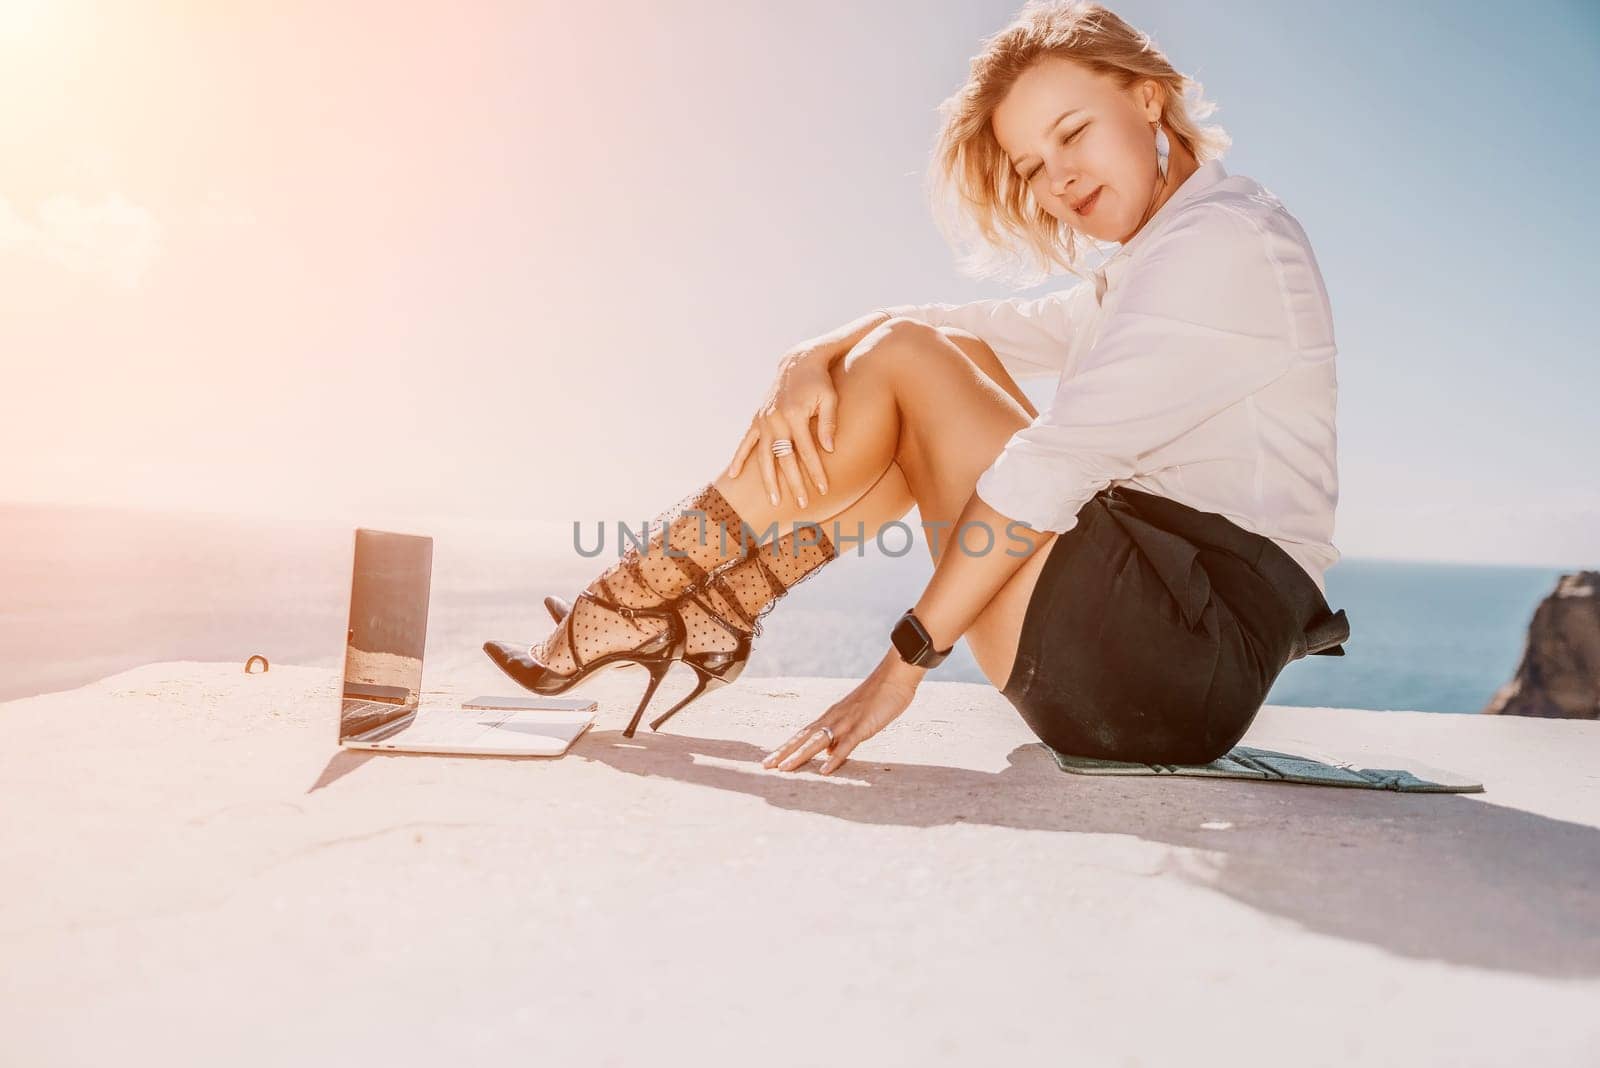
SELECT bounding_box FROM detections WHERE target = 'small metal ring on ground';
[244,655,270,674]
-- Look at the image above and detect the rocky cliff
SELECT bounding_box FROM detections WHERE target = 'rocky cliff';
[1484,571,1600,719]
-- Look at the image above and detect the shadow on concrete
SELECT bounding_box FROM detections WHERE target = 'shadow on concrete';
[305,743,576,792]
[306,749,380,792]
[574,727,1600,980]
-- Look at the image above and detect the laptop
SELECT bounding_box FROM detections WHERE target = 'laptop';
[337,528,597,756]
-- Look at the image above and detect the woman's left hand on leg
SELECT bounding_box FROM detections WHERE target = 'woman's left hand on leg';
[761,651,921,775]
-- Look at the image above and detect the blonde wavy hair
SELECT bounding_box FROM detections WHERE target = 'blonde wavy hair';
[926,0,1231,287]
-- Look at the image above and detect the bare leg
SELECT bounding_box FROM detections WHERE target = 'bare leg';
[513,321,1057,697]
[713,319,1059,689]
[730,325,1037,541]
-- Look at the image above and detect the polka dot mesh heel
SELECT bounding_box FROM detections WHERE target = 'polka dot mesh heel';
[483,484,836,737]
[642,520,837,732]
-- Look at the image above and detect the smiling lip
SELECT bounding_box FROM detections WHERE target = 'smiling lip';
[1072,187,1102,215]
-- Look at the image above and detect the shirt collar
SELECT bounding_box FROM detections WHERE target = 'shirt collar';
[1089,157,1229,305]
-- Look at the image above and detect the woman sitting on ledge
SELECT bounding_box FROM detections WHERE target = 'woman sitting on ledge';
[485,0,1349,773]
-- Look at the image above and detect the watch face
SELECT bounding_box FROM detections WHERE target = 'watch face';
[891,615,929,662]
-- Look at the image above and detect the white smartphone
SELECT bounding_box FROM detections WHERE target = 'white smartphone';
[461,694,599,712]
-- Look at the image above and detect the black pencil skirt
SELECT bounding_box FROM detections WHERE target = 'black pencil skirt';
[1000,484,1350,766]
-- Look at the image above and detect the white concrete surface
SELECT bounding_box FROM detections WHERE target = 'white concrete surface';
[3,661,1597,1067]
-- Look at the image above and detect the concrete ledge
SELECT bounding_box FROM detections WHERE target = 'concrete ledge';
[3,662,1597,1065]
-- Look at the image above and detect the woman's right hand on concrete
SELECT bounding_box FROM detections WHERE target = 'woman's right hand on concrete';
[726,346,838,509]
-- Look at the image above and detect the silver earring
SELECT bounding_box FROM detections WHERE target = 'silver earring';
[1153,121,1170,181]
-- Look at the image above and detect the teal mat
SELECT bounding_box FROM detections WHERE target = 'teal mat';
[1048,744,1483,792]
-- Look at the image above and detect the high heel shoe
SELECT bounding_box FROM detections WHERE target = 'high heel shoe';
[529,565,748,733]
[483,583,687,738]
[649,519,842,729]
[485,482,754,738]
[490,482,839,736]
[644,584,753,732]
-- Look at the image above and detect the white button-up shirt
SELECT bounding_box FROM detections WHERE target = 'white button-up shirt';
[884,158,1340,592]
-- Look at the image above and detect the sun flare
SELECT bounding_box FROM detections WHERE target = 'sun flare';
[0,0,53,41]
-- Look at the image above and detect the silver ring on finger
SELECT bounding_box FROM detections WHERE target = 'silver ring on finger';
[817,725,835,745]
[771,438,795,457]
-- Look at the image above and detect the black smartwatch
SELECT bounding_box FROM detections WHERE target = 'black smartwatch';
[890,608,953,669]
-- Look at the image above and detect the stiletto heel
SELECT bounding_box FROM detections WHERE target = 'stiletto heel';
[647,662,717,732]
[488,482,837,738]
[648,656,743,732]
[640,578,752,729]
[646,587,754,731]
[482,586,688,739]
[535,527,839,734]
[625,655,676,738]
[537,581,744,733]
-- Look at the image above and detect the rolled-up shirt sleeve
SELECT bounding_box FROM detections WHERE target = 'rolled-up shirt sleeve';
[880,285,1084,381]
[975,204,1303,534]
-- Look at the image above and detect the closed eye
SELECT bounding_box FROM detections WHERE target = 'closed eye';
[1023,123,1088,182]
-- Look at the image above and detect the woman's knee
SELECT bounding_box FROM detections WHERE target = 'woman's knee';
[840,319,1035,425]
[841,318,1025,413]
[935,327,1037,418]
[836,316,948,381]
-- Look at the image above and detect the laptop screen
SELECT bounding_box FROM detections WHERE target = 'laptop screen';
[339,528,433,742]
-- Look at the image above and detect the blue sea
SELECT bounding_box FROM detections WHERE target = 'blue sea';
[0,502,1578,714]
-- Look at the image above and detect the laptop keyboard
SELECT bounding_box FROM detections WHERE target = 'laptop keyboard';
[341,699,411,738]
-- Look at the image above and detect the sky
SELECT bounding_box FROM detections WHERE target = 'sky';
[2,0,1596,567]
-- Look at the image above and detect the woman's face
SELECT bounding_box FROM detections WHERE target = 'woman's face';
[992,56,1165,245]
